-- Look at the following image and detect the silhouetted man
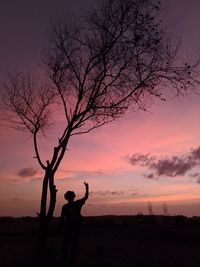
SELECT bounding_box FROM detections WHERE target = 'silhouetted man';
[61,182,89,265]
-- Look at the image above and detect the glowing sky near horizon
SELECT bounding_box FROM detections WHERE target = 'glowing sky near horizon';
[0,0,200,217]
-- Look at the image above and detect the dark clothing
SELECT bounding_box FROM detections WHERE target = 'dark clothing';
[61,198,86,224]
[61,198,86,264]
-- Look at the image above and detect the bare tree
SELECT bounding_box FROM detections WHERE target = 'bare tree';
[163,202,169,216]
[0,0,197,257]
[147,201,153,216]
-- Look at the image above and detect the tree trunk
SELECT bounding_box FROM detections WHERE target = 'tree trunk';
[36,216,49,260]
[35,142,67,261]
[36,169,57,261]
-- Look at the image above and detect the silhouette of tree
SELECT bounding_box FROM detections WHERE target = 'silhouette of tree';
[147,202,153,216]
[163,202,169,216]
[0,0,197,258]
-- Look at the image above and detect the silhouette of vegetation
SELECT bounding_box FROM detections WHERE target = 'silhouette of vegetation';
[147,201,153,215]
[163,202,169,216]
[0,0,198,258]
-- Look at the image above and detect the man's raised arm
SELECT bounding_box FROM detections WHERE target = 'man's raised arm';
[83,182,89,201]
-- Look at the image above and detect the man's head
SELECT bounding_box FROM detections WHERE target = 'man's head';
[64,191,76,202]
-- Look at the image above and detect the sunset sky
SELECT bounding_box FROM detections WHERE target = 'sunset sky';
[0,0,200,217]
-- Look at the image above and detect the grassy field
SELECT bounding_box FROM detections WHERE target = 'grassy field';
[1,215,200,266]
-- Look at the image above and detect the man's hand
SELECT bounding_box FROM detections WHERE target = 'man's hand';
[84,181,88,187]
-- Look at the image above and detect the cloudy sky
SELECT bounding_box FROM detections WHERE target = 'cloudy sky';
[0,0,200,217]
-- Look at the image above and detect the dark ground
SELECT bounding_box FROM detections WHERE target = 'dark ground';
[1,215,200,267]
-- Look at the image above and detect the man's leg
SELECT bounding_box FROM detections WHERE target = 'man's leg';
[70,229,80,263]
[61,233,69,266]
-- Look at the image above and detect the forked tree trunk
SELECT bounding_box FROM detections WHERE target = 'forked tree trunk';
[35,138,68,260]
[36,168,57,260]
